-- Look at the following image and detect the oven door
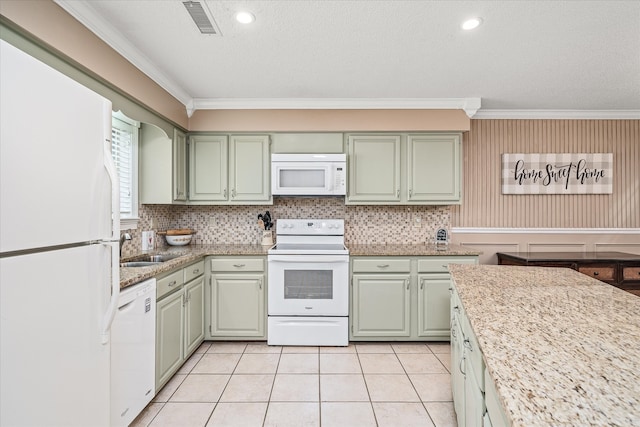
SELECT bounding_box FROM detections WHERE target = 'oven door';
[268,254,349,316]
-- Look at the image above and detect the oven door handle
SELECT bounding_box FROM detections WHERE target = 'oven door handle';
[268,255,349,263]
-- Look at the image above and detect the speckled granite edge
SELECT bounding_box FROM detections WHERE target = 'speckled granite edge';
[120,244,270,288]
[347,243,482,256]
[449,264,640,427]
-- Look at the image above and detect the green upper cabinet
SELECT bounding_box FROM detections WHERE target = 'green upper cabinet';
[189,134,228,202]
[189,134,271,205]
[173,128,188,202]
[139,124,188,204]
[229,135,271,203]
[347,134,401,203]
[346,132,462,205]
[407,133,461,203]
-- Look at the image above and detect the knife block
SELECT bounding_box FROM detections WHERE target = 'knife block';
[261,230,273,246]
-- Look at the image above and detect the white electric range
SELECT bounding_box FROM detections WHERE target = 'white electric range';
[267,219,349,346]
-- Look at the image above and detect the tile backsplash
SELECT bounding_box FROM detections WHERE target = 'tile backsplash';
[123,198,450,256]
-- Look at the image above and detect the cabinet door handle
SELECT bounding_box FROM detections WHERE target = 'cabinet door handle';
[396,189,400,198]
[258,278,262,289]
[406,279,410,290]
[168,280,177,287]
[420,278,424,290]
[193,269,200,274]
[233,264,246,268]
[459,356,466,376]
[593,271,599,276]
[231,188,236,198]
[409,189,413,197]
[224,188,227,198]
[377,264,390,269]
[463,338,472,352]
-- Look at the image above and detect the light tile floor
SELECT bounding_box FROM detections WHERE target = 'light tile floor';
[132,341,457,427]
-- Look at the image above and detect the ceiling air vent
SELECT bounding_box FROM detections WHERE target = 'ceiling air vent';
[183,1,221,35]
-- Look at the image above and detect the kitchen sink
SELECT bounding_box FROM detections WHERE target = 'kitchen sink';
[120,261,162,267]
[120,253,184,267]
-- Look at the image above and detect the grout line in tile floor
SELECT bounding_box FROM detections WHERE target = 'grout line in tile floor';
[132,341,456,427]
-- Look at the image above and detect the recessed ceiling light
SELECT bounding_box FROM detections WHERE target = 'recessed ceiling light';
[235,11,255,24]
[462,18,482,30]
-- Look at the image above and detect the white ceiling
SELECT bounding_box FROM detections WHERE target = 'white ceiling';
[56,0,640,118]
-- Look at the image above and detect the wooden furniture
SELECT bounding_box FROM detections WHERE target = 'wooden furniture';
[497,251,640,296]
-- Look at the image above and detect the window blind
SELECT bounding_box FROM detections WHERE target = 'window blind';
[111,118,135,217]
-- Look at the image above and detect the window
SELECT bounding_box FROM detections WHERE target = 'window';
[111,112,139,228]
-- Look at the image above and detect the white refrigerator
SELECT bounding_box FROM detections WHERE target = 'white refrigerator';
[0,39,120,426]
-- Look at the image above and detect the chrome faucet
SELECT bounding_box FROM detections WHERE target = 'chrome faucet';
[119,232,132,257]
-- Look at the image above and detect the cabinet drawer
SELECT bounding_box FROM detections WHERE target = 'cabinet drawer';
[210,258,264,272]
[184,260,205,283]
[578,265,616,281]
[352,258,410,273]
[622,266,640,282]
[418,257,477,273]
[157,269,184,300]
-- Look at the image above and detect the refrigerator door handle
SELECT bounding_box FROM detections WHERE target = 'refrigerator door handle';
[103,134,120,240]
[101,241,120,344]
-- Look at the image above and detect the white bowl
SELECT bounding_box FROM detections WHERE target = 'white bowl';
[165,234,192,246]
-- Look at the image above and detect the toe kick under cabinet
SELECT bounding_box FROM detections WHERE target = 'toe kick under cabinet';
[350,255,478,341]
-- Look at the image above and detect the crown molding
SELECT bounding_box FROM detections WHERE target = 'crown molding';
[473,109,640,119]
[54,0,193,106]
[192,97,482,117]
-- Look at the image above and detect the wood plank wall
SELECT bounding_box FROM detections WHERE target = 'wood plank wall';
[451,119,640,228]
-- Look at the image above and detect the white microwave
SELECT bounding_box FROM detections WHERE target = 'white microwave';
[271,153,346,196]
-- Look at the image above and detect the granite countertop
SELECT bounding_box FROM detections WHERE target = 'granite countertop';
[448,264,640,427]
[121,243,481,288]
[348,243,481,257]
[120,244,270,288]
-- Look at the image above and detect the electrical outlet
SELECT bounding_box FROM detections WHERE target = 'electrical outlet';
[149,218,156,229]
[413,214,422,228]
[209,216,216,227]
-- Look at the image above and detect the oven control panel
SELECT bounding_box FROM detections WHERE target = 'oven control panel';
[276,219,344,235]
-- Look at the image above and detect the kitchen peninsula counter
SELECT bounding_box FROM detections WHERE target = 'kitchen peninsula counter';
[448,264,640,426]
[120,244,270,288]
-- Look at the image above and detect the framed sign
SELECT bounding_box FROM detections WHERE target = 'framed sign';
[502,153,613,195]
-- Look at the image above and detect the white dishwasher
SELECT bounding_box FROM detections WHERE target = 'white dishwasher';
[111,278,156,427]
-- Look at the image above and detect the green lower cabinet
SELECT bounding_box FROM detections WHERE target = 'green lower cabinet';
[155,261,205,391]
[184,276,205,356]
[209,274,265,338]
[156,289,184,389]
[417,273,453,338]
[350,256,478,341]
[351,274,411,337]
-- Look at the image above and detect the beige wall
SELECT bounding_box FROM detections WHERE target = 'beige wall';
[451,119,639,228]
[0,0,189,128]
[189,109,470,132]
[450,119,640,263]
